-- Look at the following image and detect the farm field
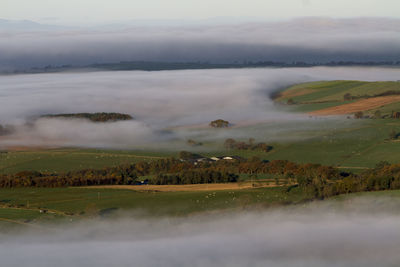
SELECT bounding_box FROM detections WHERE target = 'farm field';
[276,80,400,116]
[2,118,400,174]
[0,148,172,174]
[0,186,307,229]
[82,180,280,192]
[3,80,400,175]
[2,79,400,226]
[1,186,400,230]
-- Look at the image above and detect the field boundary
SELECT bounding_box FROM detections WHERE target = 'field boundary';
[309,95,400,115]
[78,182,284,192]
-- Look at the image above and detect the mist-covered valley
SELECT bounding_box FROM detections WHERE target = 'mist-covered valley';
[3,1,400,266]
[0,66,399,149]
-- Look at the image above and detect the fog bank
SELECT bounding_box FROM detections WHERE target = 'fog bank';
[1,17,400,70]
[1,196,400,267]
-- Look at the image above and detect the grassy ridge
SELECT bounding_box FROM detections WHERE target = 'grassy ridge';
[277,80,400,114]
[277,80,400,103]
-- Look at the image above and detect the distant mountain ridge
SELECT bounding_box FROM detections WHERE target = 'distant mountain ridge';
[0,19,69,31]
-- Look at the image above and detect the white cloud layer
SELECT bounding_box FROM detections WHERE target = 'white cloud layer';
[0,18,400,70]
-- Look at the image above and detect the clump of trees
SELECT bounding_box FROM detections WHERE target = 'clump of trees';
[298,161,400,200]
[343,91,400,102]
[41,112,133,122]
[224,138,273,152]
[178,151,203,160]
[153,170,238,185]
[287,98,296,105]
[354,111,364,119]
[0,124,15,136]
[210,119,230,128]
[391,111,400,119]
[375,90,400,97]
[187,139,203,146]
[343,93,353,101]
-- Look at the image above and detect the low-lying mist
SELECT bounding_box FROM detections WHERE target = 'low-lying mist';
[1,17,400,70]
[1,67,400,149]
[1,195,400,267]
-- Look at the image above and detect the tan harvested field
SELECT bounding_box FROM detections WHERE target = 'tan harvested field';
[310,95,400,116]
[81,182,281,192]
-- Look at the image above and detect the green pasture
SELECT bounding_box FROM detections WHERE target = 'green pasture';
[278,80,400,104]
[202,119,400,170]
[2,119,400,174]
[0,148,172,174]
[265,119,400,169]
[1,186,400,229]
[0,186,307,228]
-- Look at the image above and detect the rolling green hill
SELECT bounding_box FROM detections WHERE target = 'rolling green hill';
[275,80,400,116]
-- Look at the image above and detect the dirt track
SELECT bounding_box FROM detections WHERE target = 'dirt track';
[310,95,400,116]
[80,182,279,192]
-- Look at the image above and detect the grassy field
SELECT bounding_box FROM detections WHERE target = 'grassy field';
[277,80,400,103]
[0,148,173,174]
[266,119,400,169]
[2,80,400,174]
[276,80,400,116]
[1,186,400,229]
[2,80,400,229]
[2,119,400,174]
[0,186,307,229]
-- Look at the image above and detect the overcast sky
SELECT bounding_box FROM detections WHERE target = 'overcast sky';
[1,0,400,25]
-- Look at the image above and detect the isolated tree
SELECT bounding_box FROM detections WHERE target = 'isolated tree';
[0,124,14,136]
[209,119,230,128]
[354,111,364,119]
[287,98,295,105]
[343,93,353,101]
[187,139,202,146]
[178,151,202,160]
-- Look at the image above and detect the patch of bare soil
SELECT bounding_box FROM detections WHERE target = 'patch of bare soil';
[79,181,281,192]
[310,95,400,116]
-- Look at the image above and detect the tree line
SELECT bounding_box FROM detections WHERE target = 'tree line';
[2,157,400,204]
[298,161,400,200]
[0,157,344,188]
[41,112,133,122]
[153,170,238,185]
[224,138,273,152]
